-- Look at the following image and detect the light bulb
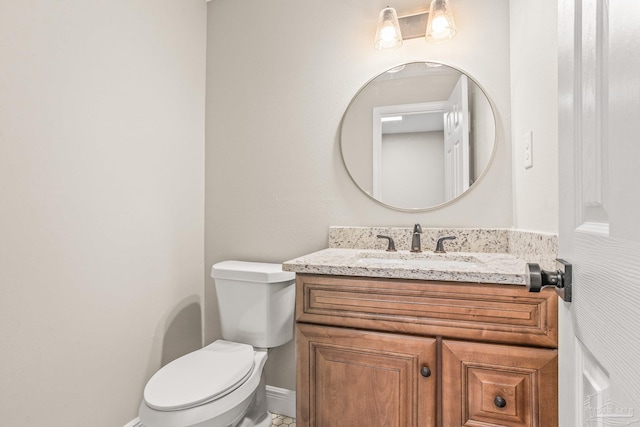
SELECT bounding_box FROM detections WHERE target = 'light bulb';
[431,15,449,35]
[380,25,399,42]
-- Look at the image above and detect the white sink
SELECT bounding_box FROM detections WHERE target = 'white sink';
[355,251,484,269]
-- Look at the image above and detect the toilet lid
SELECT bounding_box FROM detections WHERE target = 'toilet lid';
[143,340,255,411]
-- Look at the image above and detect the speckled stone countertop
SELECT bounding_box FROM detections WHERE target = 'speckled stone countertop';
[283,248,528,285]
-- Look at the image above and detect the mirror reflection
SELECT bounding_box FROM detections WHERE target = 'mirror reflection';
[341,62,496,210]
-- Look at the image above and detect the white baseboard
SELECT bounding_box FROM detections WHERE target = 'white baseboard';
[123,418,143,427]
[266,385,296,419]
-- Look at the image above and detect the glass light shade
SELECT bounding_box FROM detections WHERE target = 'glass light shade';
[425,0,457,43]
[374,7,403,51]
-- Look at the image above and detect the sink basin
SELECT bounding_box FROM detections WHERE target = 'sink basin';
[355,251,483,269]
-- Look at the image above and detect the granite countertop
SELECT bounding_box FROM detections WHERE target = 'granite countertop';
[283,248,528,285]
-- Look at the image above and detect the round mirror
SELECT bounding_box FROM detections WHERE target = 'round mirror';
[340,62,496,211]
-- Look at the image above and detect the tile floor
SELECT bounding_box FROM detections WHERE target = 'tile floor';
[271,413,296,426]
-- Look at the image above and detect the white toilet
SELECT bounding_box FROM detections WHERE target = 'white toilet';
[138,261,296,427]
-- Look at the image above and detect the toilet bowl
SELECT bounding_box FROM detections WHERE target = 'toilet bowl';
[138,261,296,427]
[139,342,269,427]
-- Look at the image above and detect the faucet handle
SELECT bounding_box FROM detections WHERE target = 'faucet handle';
[377,235,397,252]
[434,236,456,253]
[410,224,423,253]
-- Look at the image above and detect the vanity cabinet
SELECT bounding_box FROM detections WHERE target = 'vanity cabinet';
[295,274,558,427]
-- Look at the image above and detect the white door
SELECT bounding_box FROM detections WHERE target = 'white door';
[558,1,640,426]
[443,74,470,200]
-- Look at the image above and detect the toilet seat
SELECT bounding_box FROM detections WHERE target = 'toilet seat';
[139,349,269,427]
[144,340,255,411]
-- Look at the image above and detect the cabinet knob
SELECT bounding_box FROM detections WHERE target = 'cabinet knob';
[420,366,431,378]
[494,396,507,408]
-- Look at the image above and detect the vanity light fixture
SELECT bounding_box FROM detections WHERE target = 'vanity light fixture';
[374,7,403,51]
[374,0,457,50]
[425,0,457,43]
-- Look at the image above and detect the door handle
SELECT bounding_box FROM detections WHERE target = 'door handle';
[525,259,572,302]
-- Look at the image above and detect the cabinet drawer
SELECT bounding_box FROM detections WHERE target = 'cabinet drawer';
[442,340,558,427]
[295,274,557,348]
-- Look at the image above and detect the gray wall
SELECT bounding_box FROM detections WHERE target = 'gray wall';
[206,0,513,390]
[0,1,206,425]
[510,0,559,232]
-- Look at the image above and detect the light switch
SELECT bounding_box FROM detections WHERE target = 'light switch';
[524,130,533,169]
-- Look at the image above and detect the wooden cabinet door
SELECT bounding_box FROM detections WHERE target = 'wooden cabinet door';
[442,340,558,427]
[297,323,437,427]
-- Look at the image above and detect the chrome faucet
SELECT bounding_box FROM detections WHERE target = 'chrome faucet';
[410,224,423,252]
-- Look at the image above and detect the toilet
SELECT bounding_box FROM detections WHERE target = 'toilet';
[138,261,296,427]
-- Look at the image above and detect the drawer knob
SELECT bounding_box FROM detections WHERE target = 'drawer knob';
[494,396,507,408]
[420,366,432,378]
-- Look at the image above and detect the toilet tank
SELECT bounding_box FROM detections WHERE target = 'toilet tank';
[211,261,296,349]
